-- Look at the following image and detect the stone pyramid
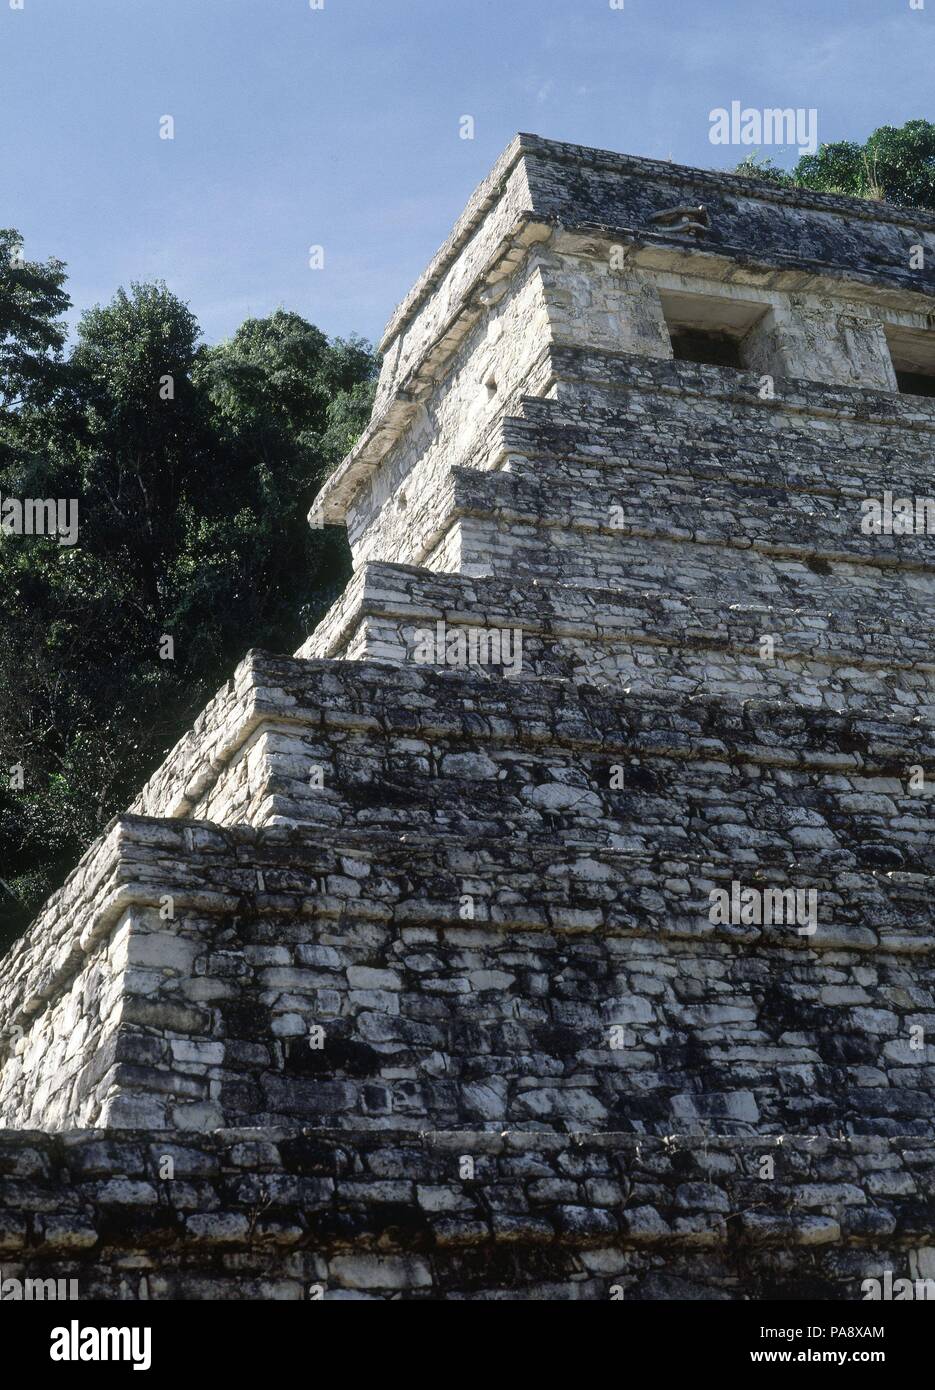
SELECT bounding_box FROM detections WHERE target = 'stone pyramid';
[2,135,935,1300]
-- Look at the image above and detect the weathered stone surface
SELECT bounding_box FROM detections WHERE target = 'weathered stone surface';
[0,1129,929,1300]
[2,134,935,1297]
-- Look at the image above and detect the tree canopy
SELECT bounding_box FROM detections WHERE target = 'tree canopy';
[0,255,376,951]
[732,118,935,210]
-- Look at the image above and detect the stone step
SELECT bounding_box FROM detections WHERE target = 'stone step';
[2,1128,933,1299]
[533,347,935,441]
[422,461,935,576]
[494,385,935,501]
[352,361,935,569]
[124,653,935,875]
[302,560,935,718]
[1,815,933,1136]
[222,723,935,875]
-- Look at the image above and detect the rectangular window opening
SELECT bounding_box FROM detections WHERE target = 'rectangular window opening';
[659,290,767,373]
[885,326,935,398]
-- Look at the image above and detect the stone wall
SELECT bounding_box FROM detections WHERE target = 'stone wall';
[347,257,555,564]
[300,557,935,714]
[1,785,932,1134]
[1,1128,932,1300]
[447,360,935,565]
[317,134,935,541]
[4,135,935,1299]
[106,654,935,869]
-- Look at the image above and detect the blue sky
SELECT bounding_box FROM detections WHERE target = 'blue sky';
[3,0,932,350]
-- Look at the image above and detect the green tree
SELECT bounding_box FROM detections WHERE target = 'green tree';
[0,273,376,952]
[730,153,793,187]
[0,229,69,412]
[793,120,935,208]
[189,310,375,654]
[67,283,212,609]
[733,119,935,211]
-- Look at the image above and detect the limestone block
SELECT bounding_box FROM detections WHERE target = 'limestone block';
[743,298,898,389]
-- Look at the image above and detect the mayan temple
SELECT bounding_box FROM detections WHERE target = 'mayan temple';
[2,133,935,1301]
